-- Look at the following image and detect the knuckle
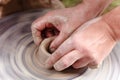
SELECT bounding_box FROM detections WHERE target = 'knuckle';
[62,30,71,36]
[48,56,56,65]
[87,53,97,61]
[48,58,54,65]
[66,56,73,61]
[61,59,69,67]
[53,50,63,58]
[55,49,63,56]
[55,52,62,58]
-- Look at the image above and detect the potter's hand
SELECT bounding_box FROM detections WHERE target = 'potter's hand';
[31,6,90,49]
[31,0,112,50]
[45,13,118,71]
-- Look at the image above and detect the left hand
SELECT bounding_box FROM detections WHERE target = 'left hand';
[45,17,117,71]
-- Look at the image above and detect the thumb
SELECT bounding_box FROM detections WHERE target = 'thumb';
[31,17,47,45]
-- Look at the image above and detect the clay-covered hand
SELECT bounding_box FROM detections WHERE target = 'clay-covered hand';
[45,17,117,71]
[31,2,103,51]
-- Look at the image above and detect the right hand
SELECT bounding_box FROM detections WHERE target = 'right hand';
[45,17,117,71]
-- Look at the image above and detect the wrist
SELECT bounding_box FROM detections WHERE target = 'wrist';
[70,3,100,24]
[102,6,120,41]
[73,2,99,19]
[73,0,113,21]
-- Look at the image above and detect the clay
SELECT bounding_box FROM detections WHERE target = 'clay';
[0,9,120,80]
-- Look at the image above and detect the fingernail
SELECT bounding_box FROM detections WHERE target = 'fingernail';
[50,47,56,53]
[54,64,63,71]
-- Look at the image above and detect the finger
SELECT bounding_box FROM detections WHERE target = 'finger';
[87,54,103,69]
[31,17,51,45]
[72,57,90,69]
[53,50,83,71]
[31,26,42,45]
[50,31,69,52]
[45,38,74,69]
[32,17,45,31]
[88,60,101,69]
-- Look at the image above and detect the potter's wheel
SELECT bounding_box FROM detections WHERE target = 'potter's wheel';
[0,9,120,80]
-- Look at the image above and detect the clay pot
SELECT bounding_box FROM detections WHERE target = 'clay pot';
[37,37,54,65]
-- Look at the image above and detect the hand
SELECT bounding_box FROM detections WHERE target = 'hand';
[31,3,100,51]
[45,17,117,71]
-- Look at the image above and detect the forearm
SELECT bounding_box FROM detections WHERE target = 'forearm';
[74,0,113,19]
[85,0,113,15]
[103,6,120,40]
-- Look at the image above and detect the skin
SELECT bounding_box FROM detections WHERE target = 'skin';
[45,6,120,71]
[31,0,115,71]
[32,0,113,49]
[45,17,117,71]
